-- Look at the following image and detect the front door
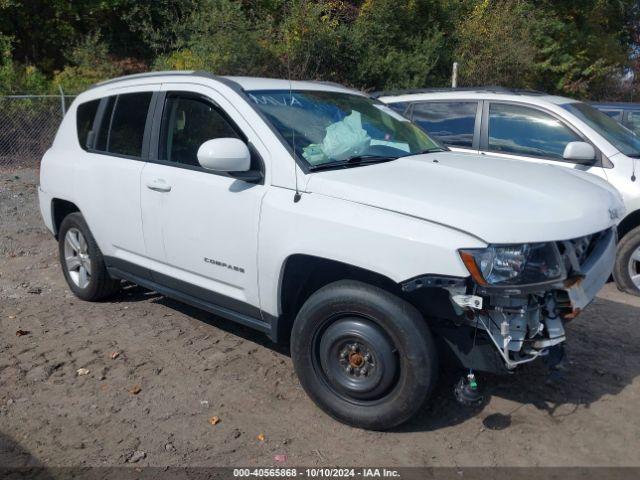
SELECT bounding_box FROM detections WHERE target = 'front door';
[140,86,267,320]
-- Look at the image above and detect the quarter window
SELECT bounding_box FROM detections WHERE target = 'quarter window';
[411,101,478,148]
[159,95,241,166]
[76,99,100,150]
[488,103,581,160]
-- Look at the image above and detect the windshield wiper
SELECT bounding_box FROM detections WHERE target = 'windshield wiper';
[308,155,398,171]
[401,147,447,158]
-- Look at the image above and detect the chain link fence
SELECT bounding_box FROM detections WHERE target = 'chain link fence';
[0,95,76,168]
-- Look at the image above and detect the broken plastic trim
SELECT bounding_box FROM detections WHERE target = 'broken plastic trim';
[401,274,467,292]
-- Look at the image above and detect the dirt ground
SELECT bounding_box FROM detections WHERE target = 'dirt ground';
[1,167,639,468]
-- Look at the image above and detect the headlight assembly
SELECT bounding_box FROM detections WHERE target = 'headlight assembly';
[459,243,564,287]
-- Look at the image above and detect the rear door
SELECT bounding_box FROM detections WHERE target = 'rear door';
[409,100,481,153]
[74,86,158,269]
[480,101,607,180]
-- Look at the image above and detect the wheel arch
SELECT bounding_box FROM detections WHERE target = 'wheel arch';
[618,209,640,240]
[273,254,402,343]
[273,254,458,344]
[51,198,80,239]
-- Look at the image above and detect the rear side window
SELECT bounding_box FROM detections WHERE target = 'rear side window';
[95,96,116,152]
[108,93,153,157]
[76,99,100,150]
[411,101,477,148]
[92,92,152,157]
[488,103,581,160]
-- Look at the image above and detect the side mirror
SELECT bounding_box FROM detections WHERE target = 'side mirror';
[197,138,251,172]
[563,141,596,164]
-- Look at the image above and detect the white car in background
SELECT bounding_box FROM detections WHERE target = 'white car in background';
[39,73,623,429]
[377,88,640,296]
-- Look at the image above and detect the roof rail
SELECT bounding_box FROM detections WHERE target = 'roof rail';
[90,70,200,88]
[370,86,546,98]
[88,70,253,95]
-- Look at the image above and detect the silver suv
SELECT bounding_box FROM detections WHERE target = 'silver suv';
[378,88,640,296]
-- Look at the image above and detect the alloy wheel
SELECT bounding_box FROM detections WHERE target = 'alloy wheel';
[628,245,640,290]
[64,227,92,289]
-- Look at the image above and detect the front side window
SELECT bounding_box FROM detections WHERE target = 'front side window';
[562,102,640,158]
[248,90,442,169]
[488,103,581,160]
[411,101,478,148]
[159,95,241,166]
[76,99,100,150]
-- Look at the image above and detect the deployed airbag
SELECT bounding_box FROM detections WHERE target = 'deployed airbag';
[303,111,371,164]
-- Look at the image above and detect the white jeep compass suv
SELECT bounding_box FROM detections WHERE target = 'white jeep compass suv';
[39,72,623,429]
[377,87,640,296]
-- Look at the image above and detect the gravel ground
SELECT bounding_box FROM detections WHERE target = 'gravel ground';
[1,167,639,468]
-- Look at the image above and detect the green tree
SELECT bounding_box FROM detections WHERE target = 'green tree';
[454,0,538,88]
[154,0,275,76]
[532,0,635,97]
[349,0,446,90]
[271,0,353,81]
[53,32,121,94]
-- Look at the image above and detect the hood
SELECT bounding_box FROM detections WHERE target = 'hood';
[305,152,623,244]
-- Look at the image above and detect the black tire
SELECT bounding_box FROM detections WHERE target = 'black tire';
[613,226,640,297]
[290,280,438,430]
[58,212,120,301]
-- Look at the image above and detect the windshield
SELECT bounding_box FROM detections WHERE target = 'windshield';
[561,102,640,158]
[247,90,443,168]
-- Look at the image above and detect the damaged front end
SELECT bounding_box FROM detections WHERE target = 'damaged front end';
[405,227,616,372]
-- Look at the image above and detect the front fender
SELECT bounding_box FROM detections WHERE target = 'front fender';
[257,188,485,316]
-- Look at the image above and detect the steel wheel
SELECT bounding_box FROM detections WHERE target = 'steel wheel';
[628,246,640,290]
[64,227,92,289]
[313,316,399,403]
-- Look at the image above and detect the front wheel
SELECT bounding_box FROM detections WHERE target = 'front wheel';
[291,280,438,430]
[613,226,640,297]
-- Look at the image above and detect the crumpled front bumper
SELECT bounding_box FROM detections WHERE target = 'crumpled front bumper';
[453,227,617,371]
[557,227,616,313]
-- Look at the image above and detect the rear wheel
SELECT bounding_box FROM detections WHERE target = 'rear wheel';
[613,226,640,297]
[58,213,120,301]
[291,280,438,430]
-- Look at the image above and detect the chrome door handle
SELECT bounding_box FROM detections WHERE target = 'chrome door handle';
[146,179,171,192]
